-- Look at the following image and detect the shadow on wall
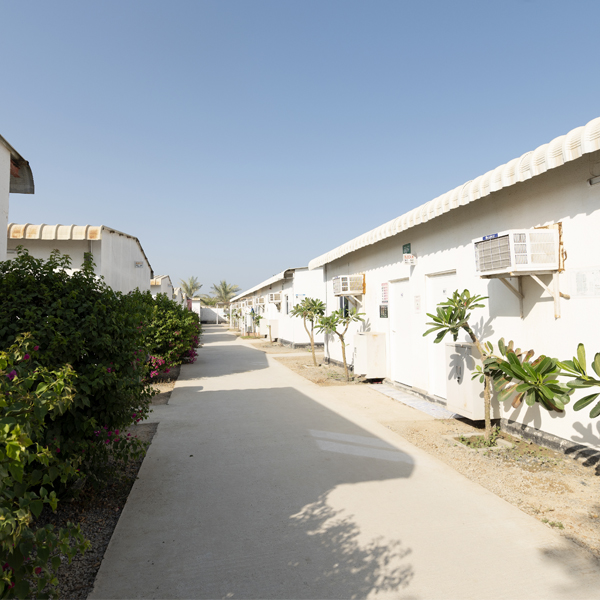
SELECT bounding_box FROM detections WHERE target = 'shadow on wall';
[200,307,227,324]
[182,386,415,598]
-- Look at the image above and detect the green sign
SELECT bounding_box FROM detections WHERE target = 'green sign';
[402,243,411,255]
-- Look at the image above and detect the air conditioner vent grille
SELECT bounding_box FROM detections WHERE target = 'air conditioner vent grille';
[473,229,559,276]
[475,235,511,272]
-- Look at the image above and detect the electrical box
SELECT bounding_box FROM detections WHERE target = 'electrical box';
[354,332,386,378]
[445,343,500,420]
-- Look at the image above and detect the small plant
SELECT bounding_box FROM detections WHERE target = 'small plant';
[541,518,564,529]
[457,426,501,448]
[291,298,325,366]
[423,290,496,440]
[316,308,364,381]
[252,313,263,337]
[489,339,571,412]
[558,343,600,418]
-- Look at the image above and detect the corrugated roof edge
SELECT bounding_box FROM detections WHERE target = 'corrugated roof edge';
[231,267,307,301]
[7,223,154,278]
[0,134,34,194]
[308,116,600,270]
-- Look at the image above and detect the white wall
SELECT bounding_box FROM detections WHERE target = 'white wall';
[8,231,151,294]
[151,277,174,298]
[0,146,10,262]
[322,150,600,450]
[100,232,151,293]
[237,268,326,346]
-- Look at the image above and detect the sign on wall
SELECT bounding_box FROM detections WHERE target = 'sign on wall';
[380,305,388,319]
[402,243,411,254]
[381,282,389,304]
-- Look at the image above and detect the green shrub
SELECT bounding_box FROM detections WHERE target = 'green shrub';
[0,334,89,599]
[141,292,201,376]
[0,250,155,481]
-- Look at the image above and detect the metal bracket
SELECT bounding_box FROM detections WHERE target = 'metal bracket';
[487,272,570,320]
[529,273,570,319]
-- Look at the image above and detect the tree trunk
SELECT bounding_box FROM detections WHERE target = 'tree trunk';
[484,374,492,442]
[303,318,317,367]
[339,334,349,381]
[464,325,492,441]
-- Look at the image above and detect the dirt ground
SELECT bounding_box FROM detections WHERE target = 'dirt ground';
[250,340,316,355]
[275,351,366,384]
[149,364,181,405]
[276,352,600,561]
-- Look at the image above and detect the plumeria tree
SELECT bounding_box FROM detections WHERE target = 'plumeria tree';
[316,308,364,381]
[291,298,325,366]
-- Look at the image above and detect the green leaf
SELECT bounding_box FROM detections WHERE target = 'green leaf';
[573,393,600,411]
[577,343,587,375]
[30,499,43,518]
[593,353,600,378]
[525,390,536,406]
[498,338,506,355]
[590,401,600,419]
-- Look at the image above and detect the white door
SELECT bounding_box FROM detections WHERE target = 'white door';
[426,272,457,399]
[390,279,414,387]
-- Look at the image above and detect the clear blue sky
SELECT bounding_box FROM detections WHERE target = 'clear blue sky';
[2,0,599,293]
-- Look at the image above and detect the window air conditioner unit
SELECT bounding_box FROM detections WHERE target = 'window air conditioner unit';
[473,229,559,277]
[268,292,282,303]
[333,274,365,296]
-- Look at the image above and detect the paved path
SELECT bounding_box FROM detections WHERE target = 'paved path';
[91,326,600,599]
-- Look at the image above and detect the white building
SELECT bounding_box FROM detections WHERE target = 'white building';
[173,287,188,307]
[231,267,326,347]
[8,223,153,293]
[151,275,174,298]
[0,135,34,261]
[308,116,600,453]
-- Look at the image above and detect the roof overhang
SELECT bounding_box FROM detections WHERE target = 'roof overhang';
[231,267,304,301]
[7,223,154,277]
[308,116,600,270]
[0,134,34,194]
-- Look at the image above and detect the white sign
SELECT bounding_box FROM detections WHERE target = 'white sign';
[403,254,416,265]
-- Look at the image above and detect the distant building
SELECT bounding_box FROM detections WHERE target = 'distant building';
[151,275,174,298]
[0,135,34,261]
[7,223,153,293]
[231,267,326,347]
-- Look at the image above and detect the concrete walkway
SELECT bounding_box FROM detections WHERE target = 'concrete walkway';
[91,326,600,599]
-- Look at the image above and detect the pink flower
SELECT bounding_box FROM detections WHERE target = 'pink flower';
[23,354,30,360]
[34,345,39,351]
[105,440,109,444]
[35,567,42,575]
[132,413,136,418]
[6,370,16,381]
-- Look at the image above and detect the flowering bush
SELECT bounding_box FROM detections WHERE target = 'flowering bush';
[0,250,155,483]
[0,334,89,598]
[138,292,201,375]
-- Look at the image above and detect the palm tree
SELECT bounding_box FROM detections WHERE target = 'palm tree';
[200,295,219,306]
[211,280,241,304]
[180,276,202,298]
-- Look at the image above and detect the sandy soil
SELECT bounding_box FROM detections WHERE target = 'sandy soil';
[275,352,366,384]
[250,340,315,355]
[276,352,600,561]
